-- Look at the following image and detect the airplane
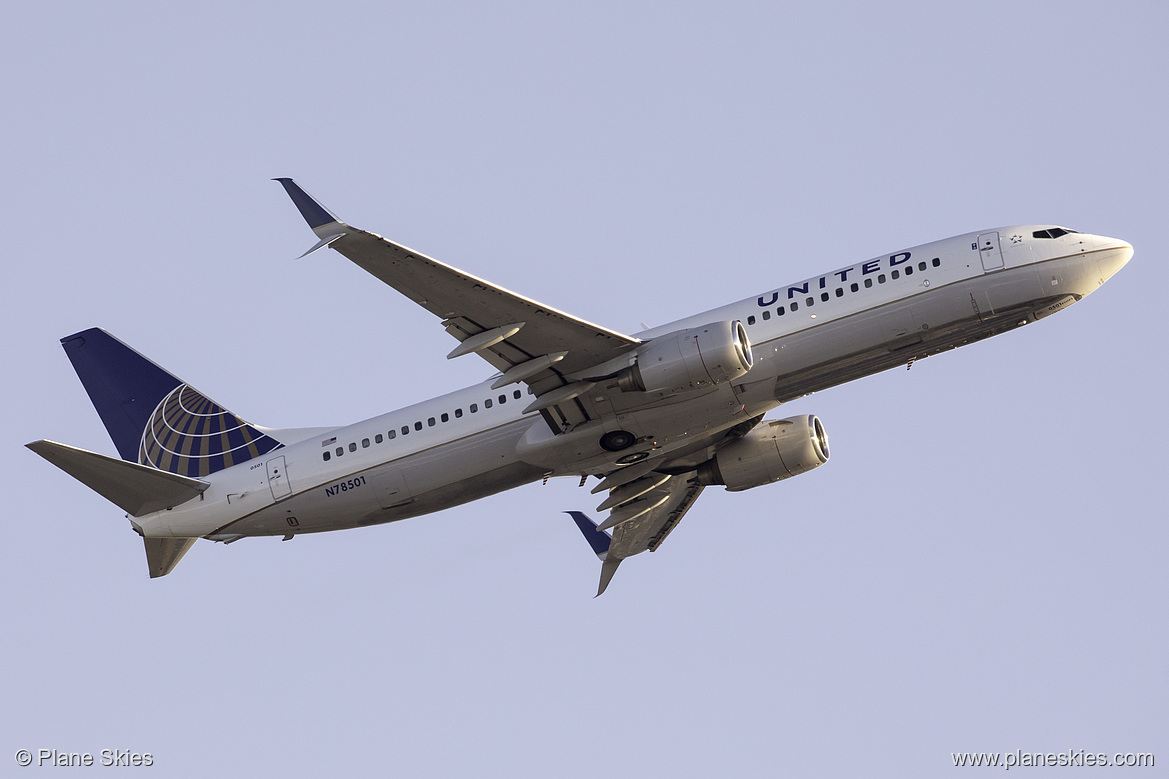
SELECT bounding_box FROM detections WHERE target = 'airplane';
[27,180,1133,595]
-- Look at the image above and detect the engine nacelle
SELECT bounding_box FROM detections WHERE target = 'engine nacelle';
[697,415,829,492]
[617,320,752,393]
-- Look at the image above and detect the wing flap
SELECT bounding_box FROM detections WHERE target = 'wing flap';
[564,473,705,595]
[607,474,704,560]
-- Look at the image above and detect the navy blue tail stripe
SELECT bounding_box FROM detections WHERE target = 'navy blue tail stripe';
[62,328,279,477]
[62,329,188,463]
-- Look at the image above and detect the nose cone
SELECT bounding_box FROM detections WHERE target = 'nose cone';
[1094,235,1133,281]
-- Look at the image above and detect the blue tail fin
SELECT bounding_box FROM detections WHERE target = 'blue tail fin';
[61,328,281,477]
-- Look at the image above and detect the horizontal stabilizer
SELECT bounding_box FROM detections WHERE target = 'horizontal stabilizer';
[144,537,197,578]
[27,440,209,517]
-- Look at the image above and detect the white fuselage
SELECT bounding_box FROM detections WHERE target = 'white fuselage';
[131,227,1131,541]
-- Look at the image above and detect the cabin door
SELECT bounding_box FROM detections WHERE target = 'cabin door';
[267,455,292,501]
[977,231,1005,272]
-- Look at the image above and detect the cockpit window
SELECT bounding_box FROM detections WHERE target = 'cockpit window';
[1032,227,1079,239]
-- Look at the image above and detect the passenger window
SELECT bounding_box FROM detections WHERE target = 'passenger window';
[323,451,331,461]
[336,447,343,456]
[747,315,756,325]
[470,403,478,413]
[904,266,913,276]
[441,413,449,423]
[414,421,422,431]
[850,282,859,292]
[498,394,506,404]
[762,310,770,321]
[362,438,370,448]
[918,261,927,271]
[790,301,798,311]
[427,417,435,427]
[485,399,493,409]
[401,426,409,435]
[806,297,814,307]
[375,434,383,444]
[891,270,899,280]
[389,429,396,439]
[864,278,873,288]
[455,408,463,418]
[349,442,356,452]
[878,274,886,283]
[932,258,940,267]
[835,288,843,297]
[513,390,522,399]
[820,292,829,302]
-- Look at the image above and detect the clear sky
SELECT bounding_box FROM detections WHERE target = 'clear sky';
[3,2,1165,776]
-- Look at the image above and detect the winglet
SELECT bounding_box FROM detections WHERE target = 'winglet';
[565,511,620,597]
[566,510,611,558]
[273,178,349,251]
[273,178,342,229]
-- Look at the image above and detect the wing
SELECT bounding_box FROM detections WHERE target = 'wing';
[568,471,705,596]
[276,179,641,429]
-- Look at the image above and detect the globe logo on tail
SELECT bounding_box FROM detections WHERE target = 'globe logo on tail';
[139,384,280,477]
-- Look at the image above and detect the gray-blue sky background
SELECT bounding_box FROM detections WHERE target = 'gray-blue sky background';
[3,2,1164,776]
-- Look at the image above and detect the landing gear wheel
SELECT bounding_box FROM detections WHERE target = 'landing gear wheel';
[599,430,637,452]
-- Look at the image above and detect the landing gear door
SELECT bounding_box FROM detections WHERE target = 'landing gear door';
[267,455,292,501]
[978,231,1004,272]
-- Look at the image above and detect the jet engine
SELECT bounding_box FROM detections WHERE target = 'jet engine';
[616,320,753,393]
[697,414,829,491]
